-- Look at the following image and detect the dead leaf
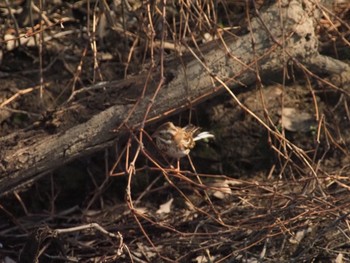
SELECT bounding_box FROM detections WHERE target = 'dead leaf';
[289,227,312,244]
[209,179,236,199]
[282,108,316,132]
[156,198,173,214]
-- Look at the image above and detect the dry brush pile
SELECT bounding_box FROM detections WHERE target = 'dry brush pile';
[0,0,350,262]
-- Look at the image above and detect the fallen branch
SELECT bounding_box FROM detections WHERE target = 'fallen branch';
[0,0,349,195]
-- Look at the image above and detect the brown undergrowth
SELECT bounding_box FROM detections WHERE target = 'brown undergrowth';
[0,0,350,262]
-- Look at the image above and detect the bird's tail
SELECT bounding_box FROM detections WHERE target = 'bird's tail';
[194,131,215,141]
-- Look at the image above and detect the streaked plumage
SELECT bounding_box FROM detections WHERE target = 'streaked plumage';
[152,122,214,158]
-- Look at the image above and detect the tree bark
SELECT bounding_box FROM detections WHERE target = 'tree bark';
[0,0,349,195]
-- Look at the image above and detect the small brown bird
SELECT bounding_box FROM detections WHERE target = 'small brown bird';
[152,122,214,159]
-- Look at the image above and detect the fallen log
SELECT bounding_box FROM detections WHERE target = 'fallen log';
[0,0,349,195]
